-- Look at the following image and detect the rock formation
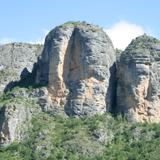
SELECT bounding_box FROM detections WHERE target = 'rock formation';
[0,43,43,146]
[0,102,32,146]
[36,22,116,116]
[0,43,43,94]
[117,34,160,122]
[1,22,160,148]
[0,88,49,147]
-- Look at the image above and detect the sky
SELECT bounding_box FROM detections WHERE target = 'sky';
[0,0,160,50]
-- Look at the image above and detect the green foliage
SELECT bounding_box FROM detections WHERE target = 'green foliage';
[0,87,36,108]
[124,34,160,57]
[1,113,160,160]
[57,21,101,33]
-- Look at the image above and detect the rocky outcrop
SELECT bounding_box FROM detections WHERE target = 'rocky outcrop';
[36,22,116,116]
[0,87,50,147]
[0,43,43,94]
[117,34,160,122]
[0,102,31,147]
[2,22,160,149]
[0,43,43,146]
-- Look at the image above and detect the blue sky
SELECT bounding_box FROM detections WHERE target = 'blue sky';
[0,0,160,49]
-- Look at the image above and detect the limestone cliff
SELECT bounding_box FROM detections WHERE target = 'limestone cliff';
[0,43,43,146]
[0,43,43,94]
[0,87,49,147]
[1,22,160,149]
[36,22,116,116]
[117,34,160,122]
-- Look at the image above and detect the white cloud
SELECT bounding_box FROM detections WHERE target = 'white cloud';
[105,21,145,50]
[0,38,14,44]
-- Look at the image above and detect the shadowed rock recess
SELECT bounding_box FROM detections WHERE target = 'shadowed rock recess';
[1,22,160,148]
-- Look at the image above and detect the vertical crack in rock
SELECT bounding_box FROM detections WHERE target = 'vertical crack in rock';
[36,22,116,116]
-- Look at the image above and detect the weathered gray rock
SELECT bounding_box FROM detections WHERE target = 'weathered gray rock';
[0,43,43,94]
[0,86,48,147]
[117,34,160,122]
[0,101,33,147]
[36,22,116,116]
[2,22,160,151]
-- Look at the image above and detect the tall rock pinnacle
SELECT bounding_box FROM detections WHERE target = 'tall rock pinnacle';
[117,34,160,122]
[36,22,116,116]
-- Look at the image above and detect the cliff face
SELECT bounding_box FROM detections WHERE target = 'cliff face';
[36,22,116,116]
[1,22,160,148]
[0,43,43,146]
[0,43,43,94]
[117,35,160,122]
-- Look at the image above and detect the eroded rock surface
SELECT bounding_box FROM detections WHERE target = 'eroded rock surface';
[0,87,49,147]
[2,23,160,150]
[0,43,43,94]
[36,22,116,116]
[117,34,160,122]
[0,101,34,147]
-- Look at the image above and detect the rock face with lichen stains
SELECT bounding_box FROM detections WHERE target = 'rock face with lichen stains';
[36,22,116,116]
[117,34,160,122]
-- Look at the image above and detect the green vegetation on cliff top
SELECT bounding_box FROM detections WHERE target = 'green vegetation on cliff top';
[123,34,160,57]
